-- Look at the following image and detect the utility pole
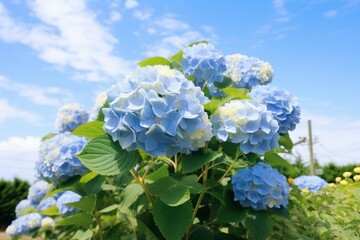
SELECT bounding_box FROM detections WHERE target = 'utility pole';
[308,120,315,175]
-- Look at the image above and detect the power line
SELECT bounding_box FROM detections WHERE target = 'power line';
[317,141,359,161]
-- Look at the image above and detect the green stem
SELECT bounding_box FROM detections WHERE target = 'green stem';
[174,154,179,172]
[218,150,242,183]
[185,163,209,240]
[94,211,104,240]
[130,169,154,205]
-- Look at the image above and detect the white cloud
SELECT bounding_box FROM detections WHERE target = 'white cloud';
[0,75,71,106]
[290,111,360,166]
[110,11,122,22]
[323,10,338,18]
[125,0,139,9]
[0,98,41,123]
[137,13,217,57]
[133,9,153,20]
[0,136,40,182]
[273,0,290,22]
[0,1,132,81]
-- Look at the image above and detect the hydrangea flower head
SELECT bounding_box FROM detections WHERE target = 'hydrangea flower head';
[231,162,289,210]
[41,217,55,230]
[15,199,34,217]
[27,180,50,205]
[5,225,17,238]
[181,43,226,90]
[103,65,213,156]
[293,175,328,193]
[249,85,300,134]
[35,132,88,184]
[6,213,42,237]
[37,197,57,211]
[225,54,273,89]
[55,103,89,132]
[56,191,82,216]
[211,100,279,154]
[89,91,108,121]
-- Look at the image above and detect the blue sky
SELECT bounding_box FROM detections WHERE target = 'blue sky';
[0,0,359,181]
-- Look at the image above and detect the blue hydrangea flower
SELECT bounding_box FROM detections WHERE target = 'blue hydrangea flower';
[37,197,57,211]
[35,132,88,184]
[55,103,89,132]
[293,176,328,193]
[27,180,50,205]
[231,162,289,210]
[56,191,82,216]
[89,91,108,121]
[15,199,34,217]
[225,54,273,89]
[103,65,213,156]
[211,100,279,155]
[6,213,42,237]
[181,43,227,92]
[249,85,300,134]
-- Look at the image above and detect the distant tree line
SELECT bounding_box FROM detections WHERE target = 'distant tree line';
[0,178,30,230]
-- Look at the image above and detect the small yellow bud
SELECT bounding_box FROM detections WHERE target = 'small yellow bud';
[343,172,352,178]
[353,175,360,182]
[288,178,294,184]
[301,189,310,194]
[354,167,360,174]
[340,180,348,185]
[328,183,336,188]
[335,177,341,183]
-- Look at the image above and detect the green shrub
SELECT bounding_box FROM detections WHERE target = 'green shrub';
[0,178,30,229]
[271,180,360,239]
[320,163,359,182]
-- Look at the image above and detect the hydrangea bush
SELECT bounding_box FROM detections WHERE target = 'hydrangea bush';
[7,41,308,240]
[293,175,328,193]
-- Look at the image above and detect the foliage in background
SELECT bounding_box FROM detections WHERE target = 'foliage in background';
[271,180,360,239]
[0,178,30,229]
[320,162,359,182]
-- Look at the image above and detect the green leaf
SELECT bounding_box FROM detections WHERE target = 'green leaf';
[66,195,96,213]
[213,76,232,89]
[244,211,272,240]
[84,175,106,194]
[96,100,109,122]
[72,121,105,138]
[160,185,190,206]
[204,99,221,113]
[222,88,250,99]
[146,165,169,182]
[57,212,93,228]
[79,172,98,184]
[178,175,203,194]
[170,50,183,63]
[264,152,297,177]
[99,204,119,214]
[279,133,294,151]
[41,206,59,216]
[77,134,141,176]
[221,142,239,159]
[72,229,93,240]
[188,40,209,47]
[119,183,144,208]
[181,150,223,173]
[270,207,290,219]
[41,133,56,142]
[153,199,193,240]
[148,176,190,206]
[138,57,172,68]
[217,190,246,223]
